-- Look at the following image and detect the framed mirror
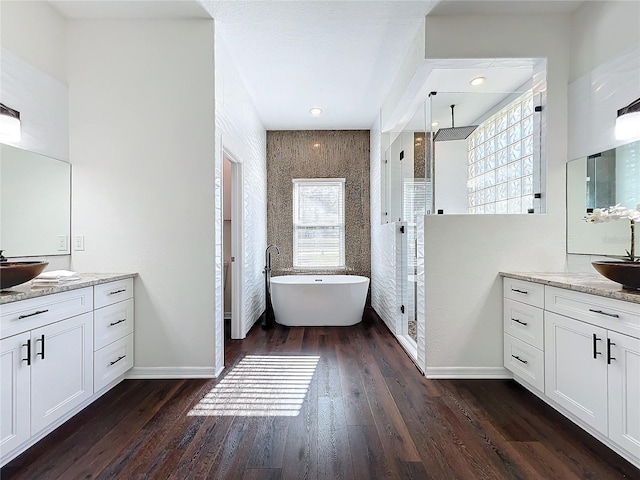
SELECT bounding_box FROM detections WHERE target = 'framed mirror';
[1,144,71,257]
[567,139,640,256]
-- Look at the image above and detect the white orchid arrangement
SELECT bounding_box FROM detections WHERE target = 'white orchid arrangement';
[584,204,640,262]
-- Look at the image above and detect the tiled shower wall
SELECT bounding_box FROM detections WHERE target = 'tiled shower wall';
[266,130,371,283]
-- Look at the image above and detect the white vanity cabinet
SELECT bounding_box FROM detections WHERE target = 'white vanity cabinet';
[544,310,609,434]
[0,275,135,467]
[502,278,545,392]
[93,278,134,392]
[502,274,640,468]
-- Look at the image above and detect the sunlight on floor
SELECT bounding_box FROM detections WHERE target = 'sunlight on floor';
[187,355,320,417]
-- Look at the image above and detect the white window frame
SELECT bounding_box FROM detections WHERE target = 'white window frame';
[292,178,346,269]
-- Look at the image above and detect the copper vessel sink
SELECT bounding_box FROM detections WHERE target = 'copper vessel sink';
[592,261,640,290]
[0,261,49,290]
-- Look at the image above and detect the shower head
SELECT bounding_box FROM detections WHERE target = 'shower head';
[433,104,478,142]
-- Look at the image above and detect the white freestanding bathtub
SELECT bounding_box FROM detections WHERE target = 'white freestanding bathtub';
[270,275,370,326]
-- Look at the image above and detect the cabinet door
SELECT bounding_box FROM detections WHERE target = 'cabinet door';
[607,330,640,458]
[0,334,31,458]
[545,311,608,435]
[30,312,93,435]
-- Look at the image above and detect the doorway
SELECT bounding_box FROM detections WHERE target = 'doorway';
[222,151,244,340]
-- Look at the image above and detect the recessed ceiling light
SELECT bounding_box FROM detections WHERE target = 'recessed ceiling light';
[431,121,439,127]
[309,107,323,116]
[313,143,320,148]
[470,76,486,86]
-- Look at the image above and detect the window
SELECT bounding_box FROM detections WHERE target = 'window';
[293,178,345,269]
[467,89,536,214]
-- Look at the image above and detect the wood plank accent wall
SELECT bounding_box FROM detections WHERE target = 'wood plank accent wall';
[266,130,371,281]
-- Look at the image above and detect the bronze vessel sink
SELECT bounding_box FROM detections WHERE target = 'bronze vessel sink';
[592,261,640,290]
[0,261,49,290]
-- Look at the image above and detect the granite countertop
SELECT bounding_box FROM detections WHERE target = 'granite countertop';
[499,271,640,304]
[0,273,137,305]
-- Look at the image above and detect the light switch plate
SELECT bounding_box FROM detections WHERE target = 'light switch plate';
[74,235,85,251]
[57,235,68,251]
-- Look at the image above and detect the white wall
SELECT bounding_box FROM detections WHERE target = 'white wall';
[417,14,570,375]
[566,1,640,270]
[569,1,640,83]
[0,1,70,271]
[434,141,468,214]
[370,114,401,335]
[215,35,267,339]
[68,19,217,377]
[422,214,565,375]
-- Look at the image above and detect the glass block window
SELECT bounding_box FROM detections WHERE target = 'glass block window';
[467,90,535,214]
[293,178,345,269]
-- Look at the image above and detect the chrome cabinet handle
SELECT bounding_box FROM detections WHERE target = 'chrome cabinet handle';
[511,318,528,326]
[110,355,126,366]
[109,319,126,327]
[589,309,620,318]
[511,354,528,364]
[108,289,126,296]
[511,288,528,294]
[18,309,48,320]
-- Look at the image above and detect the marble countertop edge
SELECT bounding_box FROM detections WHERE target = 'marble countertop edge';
[0,273,138,305]
[499,271,640,304]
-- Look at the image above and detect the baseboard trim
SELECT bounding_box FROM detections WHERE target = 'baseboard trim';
[426,366,513,379]
[126,367,217,379]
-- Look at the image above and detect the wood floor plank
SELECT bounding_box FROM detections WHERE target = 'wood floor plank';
[63,380,187,480]
[336,345,375,426]
[359,352,422,463]
[2,309,639,480]
[243,468,283,480]
[317,396,354,480]
[246,416,289,469]
[98,379,211,479]
[348,424,398,479]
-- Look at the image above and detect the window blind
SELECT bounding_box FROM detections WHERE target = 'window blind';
[293,179,345,268]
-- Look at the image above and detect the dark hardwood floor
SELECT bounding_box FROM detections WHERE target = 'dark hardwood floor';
[3,309,639,479]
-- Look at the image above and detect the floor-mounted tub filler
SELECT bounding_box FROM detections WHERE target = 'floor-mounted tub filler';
[270,275,370,326]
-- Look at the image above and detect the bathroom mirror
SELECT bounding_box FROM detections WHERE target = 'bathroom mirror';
[566,139,640,255]
[1,144,71,257]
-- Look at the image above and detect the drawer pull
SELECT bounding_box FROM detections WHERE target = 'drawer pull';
[22,339,31,365]
[588,309,620,318]
[607,339,616,364]
[36,335,45,360]
[108,289,126,296]
[593,334,602,359]
[511,318,528,326]
[18,309,49,320]
[110,355,126,366]
[511,288,528,295]
[109,319,127,327]
[511,354,528,364]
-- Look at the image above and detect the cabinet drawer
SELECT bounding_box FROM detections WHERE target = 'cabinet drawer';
[1,287,93,339]
[94,278,133,309]
[545,286,640,339]
[504,333,544,393]
[94,334,133,392]
[504,298,544,350]
[94,299,134,351]
[503,278,544,308]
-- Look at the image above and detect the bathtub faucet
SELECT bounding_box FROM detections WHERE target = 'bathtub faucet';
[264,244,280,273]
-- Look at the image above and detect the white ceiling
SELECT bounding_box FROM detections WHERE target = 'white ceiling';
[48,0,583,131]
[202,1,438,130]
